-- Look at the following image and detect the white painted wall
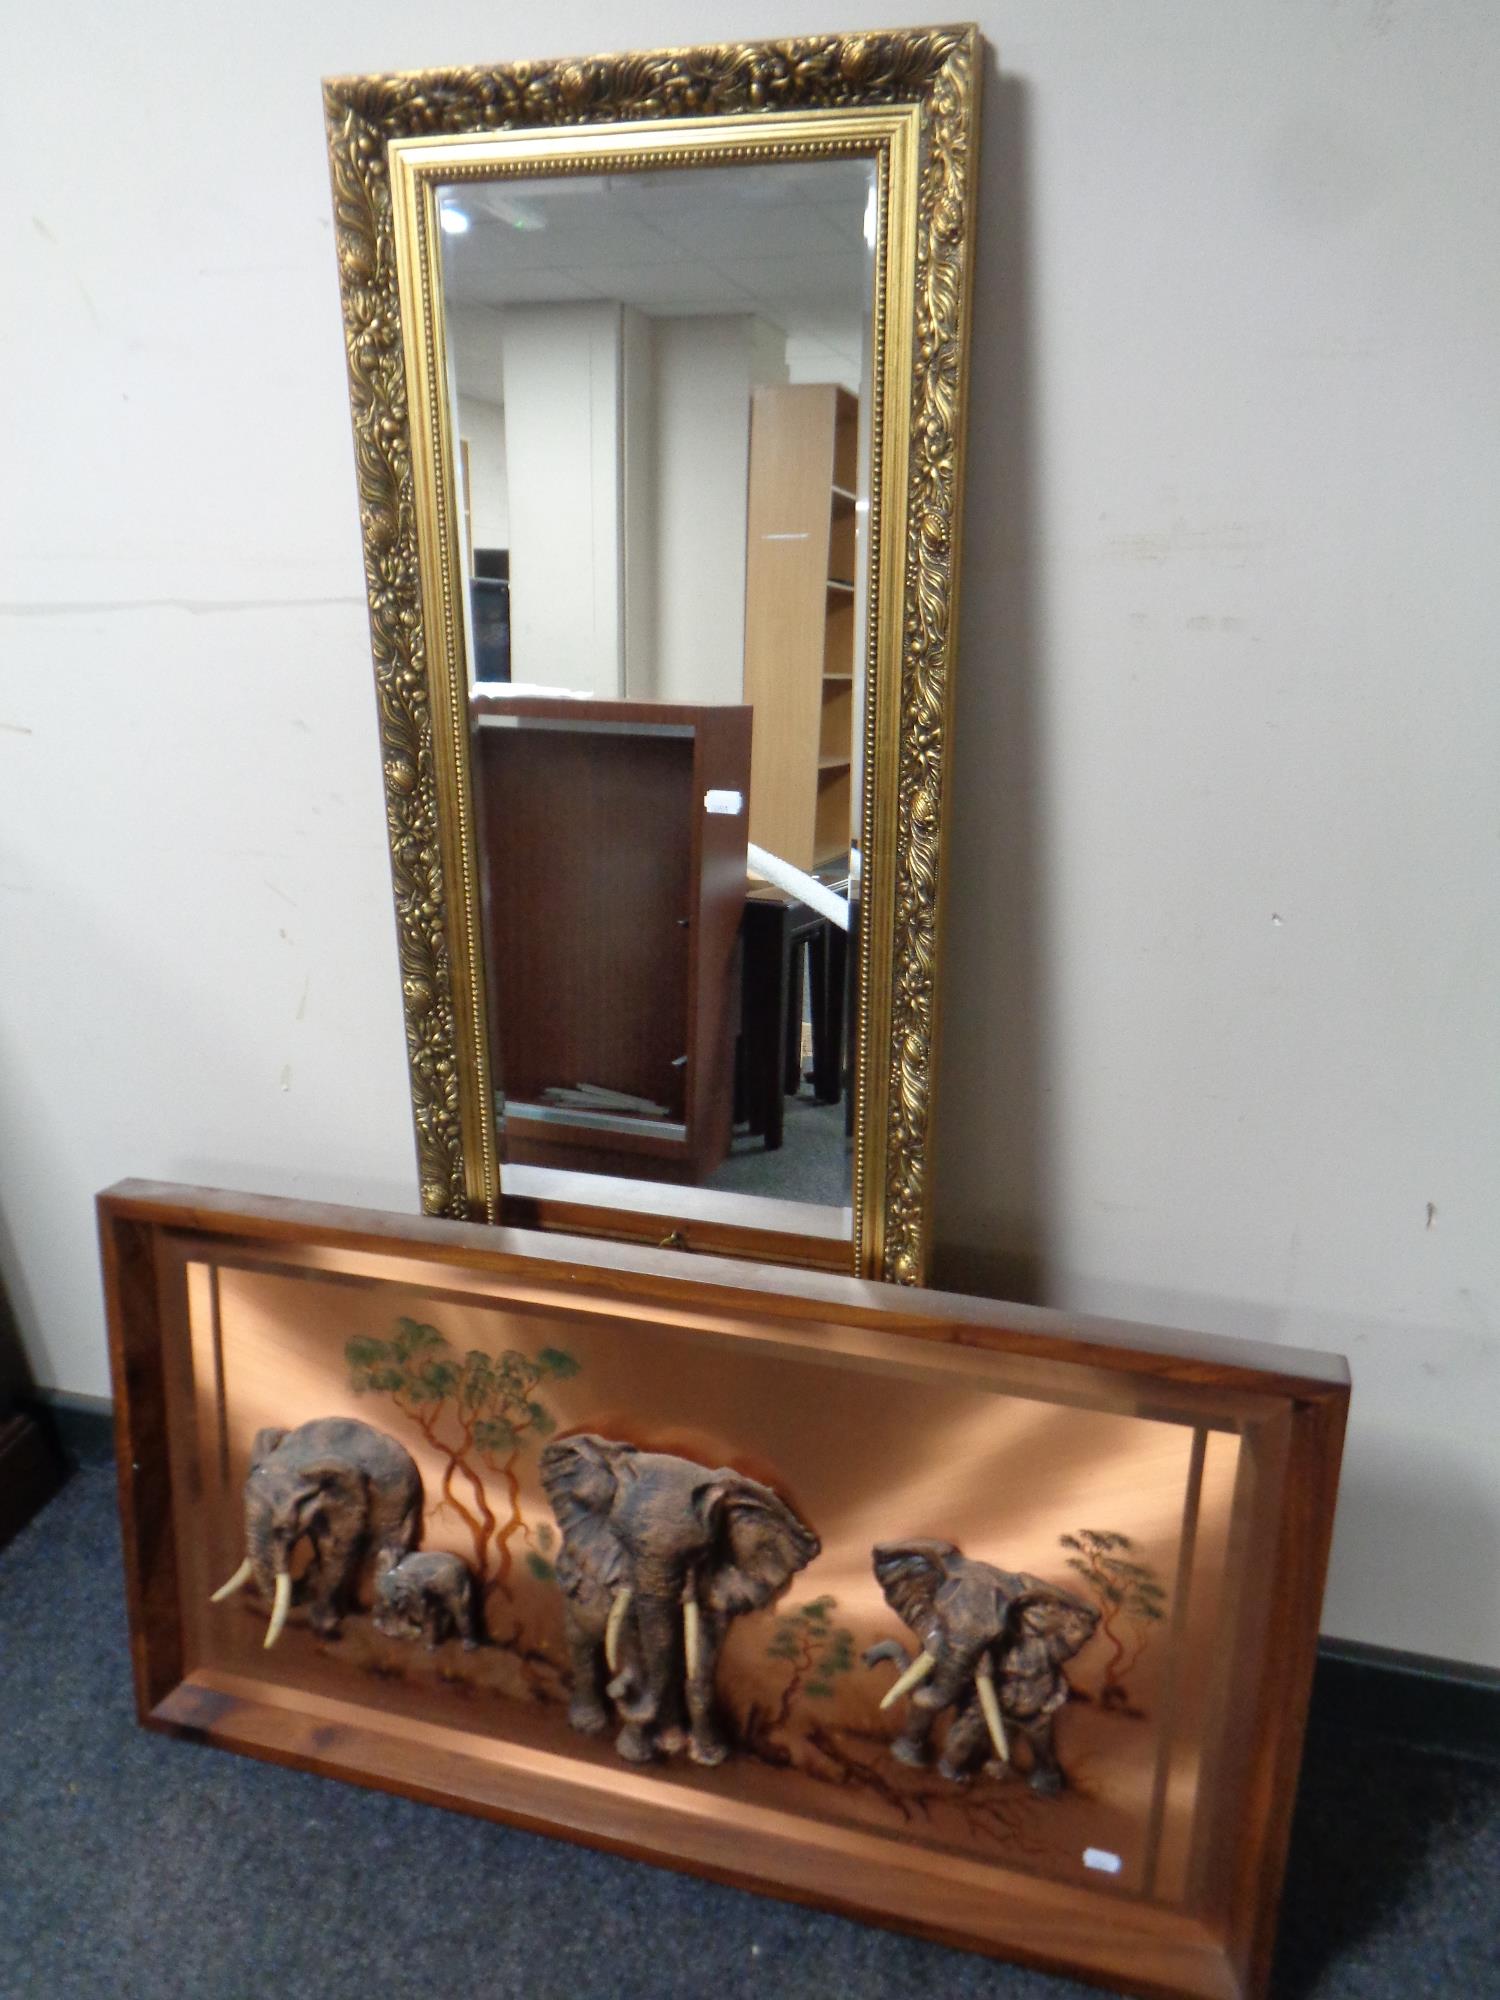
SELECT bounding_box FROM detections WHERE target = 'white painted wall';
[2,1,1497,1668]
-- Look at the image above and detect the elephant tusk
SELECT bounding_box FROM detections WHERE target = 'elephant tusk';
[209,1558,254,1604]
[683,1596,702,1683]
[975,1659,1010,1763]
[879,1649,936,1710]
[604,1587,633,1674]
[263,1570,293,1650]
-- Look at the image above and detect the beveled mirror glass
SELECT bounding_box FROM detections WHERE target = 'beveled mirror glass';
[325,29,980,1282]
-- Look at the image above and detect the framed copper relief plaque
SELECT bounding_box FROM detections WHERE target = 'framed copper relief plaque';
[101,1182,1347,2000]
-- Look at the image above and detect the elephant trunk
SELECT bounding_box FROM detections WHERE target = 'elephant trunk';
[906,1630,1011,1762]
[913,1634,989,1714]
[621,1589,681,1727]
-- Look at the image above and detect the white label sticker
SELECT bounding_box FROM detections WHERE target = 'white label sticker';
[1083,1848,1123,1874]
[704,790,744,816]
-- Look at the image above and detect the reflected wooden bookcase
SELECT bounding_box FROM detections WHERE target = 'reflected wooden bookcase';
[743,383,860,872]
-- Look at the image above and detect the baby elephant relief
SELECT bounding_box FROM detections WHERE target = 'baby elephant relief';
[373,1550,480,1651]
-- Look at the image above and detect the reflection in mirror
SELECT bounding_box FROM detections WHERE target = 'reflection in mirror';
[437,161,876,1232]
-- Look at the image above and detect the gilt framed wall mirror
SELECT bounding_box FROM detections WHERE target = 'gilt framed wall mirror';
[325,29,981,1282]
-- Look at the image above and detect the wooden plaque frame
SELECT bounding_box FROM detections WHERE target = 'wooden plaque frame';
[100,1182,1347,2000]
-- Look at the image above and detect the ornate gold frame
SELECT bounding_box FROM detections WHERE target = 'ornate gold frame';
[324,28,981,1283]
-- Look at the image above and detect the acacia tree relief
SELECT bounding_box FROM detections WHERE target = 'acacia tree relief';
[1058,1530,1167,1712]
[346,1319,579,1606]
[763,1597,857,1732]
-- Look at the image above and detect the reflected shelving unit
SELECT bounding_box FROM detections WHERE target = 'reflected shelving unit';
[743,383,860,872]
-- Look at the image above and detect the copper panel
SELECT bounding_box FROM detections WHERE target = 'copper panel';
[170,1237,1247,1906]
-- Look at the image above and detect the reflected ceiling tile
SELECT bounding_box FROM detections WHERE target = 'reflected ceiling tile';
[600,268,760,315]
[446,269,598,310]
[729,251,872,312]
[650,199,863,263]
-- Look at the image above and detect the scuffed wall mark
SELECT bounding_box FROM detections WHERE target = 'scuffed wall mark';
[1186,614,1214,631]
[279,1065,292,1093]
[1457,1291,1494,1339]
[1426,1202,1438,1230]
[264,880,298,909]
[29,218,103,330]
[292,717,311,733]
[296,975,310,1022]
[73,279,104,331]
[1271,913,1284,926]
[0,596,363,619]
[0,721,34,735]
[1107,519,1273,566]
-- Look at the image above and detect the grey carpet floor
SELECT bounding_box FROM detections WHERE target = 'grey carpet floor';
[1,1463,1497,2000]
[704,1093,852,1207]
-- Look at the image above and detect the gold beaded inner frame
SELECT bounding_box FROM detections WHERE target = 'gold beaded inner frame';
[324,28,981,1283]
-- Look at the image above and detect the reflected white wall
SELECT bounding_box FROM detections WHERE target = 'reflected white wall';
[501,301,624,697]
[631,314,785,706]
[462,395,508,552]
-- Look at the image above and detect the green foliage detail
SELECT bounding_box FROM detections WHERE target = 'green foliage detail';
[344,1320,582,1591]
[345,1324,578,1470]
[763,1598,857,1715]
[526,1553,556,1584]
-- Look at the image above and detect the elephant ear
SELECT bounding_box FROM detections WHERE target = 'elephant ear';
[703,1475,820,1614]
[289,1458,366,1527]
[1006,1581,1101,1660]
[539,1435,629,1592]
[870,1540,961,1638]
[249,1427,287,1469]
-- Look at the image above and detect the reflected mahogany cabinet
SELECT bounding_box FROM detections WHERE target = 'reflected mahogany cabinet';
[472,696,751,1185]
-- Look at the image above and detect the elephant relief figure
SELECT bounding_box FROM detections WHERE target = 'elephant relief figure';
[210,1418,422,1649]
[540,1433,820,1767]
[866,1539,1100,1794]
[372,1550,480,1651]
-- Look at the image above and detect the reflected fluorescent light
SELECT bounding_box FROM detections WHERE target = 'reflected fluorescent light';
[863,184,878,249]
[439,206,471,236]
